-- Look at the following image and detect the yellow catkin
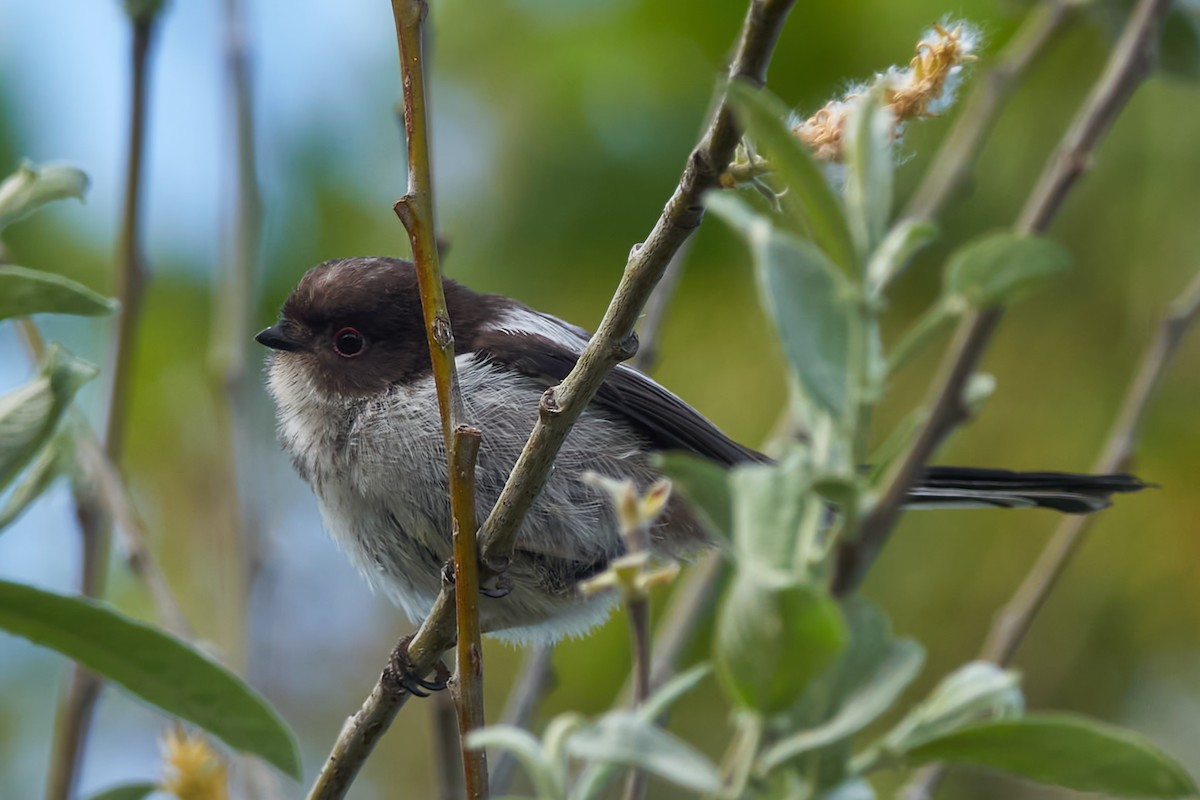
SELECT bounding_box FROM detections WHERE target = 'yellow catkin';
[160,728,230,800]
[794,23,976,162]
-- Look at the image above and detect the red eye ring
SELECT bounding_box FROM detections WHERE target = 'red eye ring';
[332,327,366,358]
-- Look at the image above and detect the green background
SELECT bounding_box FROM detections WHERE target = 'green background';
[1,0,1198,796]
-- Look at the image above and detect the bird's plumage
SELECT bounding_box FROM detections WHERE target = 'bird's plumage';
[260,257,1147,644]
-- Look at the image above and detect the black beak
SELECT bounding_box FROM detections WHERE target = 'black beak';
[255,324,306,352]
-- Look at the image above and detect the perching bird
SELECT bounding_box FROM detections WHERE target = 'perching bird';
[257,257,1145,645]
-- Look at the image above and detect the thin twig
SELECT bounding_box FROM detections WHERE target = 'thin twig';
[904,269,1200,800]
[390,1,488,796]
[902,0,1080,222]
[832,0,1172,597]
[307,1,487,797]
[44,15,159,800]
[450,426,488,798]
[489,645,556,796]
[305,2,797,796]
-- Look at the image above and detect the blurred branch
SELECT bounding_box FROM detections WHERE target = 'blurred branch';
[982,272,1200,664]
[489,645,556,796]
[902,0,1081,222]
[45,14,161,800]
[631,239,692,372]
[431,692,467,800]
[307,1,797,796]
[832,0,1173,597]
[904,269,1200,800]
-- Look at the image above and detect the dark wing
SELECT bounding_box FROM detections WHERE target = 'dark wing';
[468,329,766,467]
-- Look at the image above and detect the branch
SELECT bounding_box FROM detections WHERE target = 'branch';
[306,2,798,796]
[45,15,160,800]
[832,0,1172,597]
[983,268,1200,664]
[489,645,556,796]
[308,1,487,796]
[902,0,1080,222]
[450,425,487,798]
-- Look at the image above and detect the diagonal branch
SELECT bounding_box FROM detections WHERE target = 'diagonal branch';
[475,0,796,572]
[904,268,1200,800]
[902,0,1081,222]
[982,268,1200,665]
[832,0,1173,597]
[305,2,797,797]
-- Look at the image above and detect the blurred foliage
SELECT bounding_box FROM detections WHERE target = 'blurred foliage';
[2,0,1199,798]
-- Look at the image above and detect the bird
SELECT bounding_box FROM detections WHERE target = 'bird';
[257,256,1145,646]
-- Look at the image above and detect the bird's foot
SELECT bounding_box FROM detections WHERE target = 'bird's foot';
[385,635,450,698]
[441,558,512,599]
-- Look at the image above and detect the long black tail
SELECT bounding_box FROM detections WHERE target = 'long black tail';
[905,467,1148,514]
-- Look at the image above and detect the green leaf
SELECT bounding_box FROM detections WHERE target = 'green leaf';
[566,711,721,795]
[709,194,856,419]
[882,661,1023,753]
[728,457,812,568]
[0,345,98,492]
[654,453,732,541]
[0,161,89,229]
[84,783,159,800]
[866,218,938,296]
[0,265,118,320]
[904,714,1199,798]
[725,81,857,271]
[572,665,712,800]
[843,86,895,259]
[944,232,1070,308]
[760,638,924,772]
[715,574,846,714]
[0,429,68,531]
[0,580,301,778]
[782,597,899,790]
[468,724,562,800]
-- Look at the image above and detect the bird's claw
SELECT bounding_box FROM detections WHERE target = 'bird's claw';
[441,558,512,599]
[386,635,450,698]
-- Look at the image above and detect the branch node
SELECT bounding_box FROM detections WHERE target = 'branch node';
[433,313,454,349]
[539,386,561,415]
[614,331,640,362]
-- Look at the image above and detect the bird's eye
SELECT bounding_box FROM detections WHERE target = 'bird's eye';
[332,327,366,358]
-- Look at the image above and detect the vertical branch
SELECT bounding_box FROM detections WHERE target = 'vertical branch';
[44,14,160,800]
[390,1,488,798]
[833,0,1173,597]
[449,425,488,799]
[206,0,264,672]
